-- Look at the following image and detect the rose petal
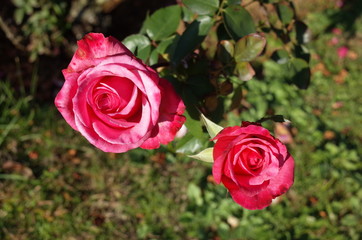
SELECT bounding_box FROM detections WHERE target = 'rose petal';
[72,70,155,146]
[235,139,283,180]
[228,182,275,210]
[213,126,244,141]
[266,154,295,197]
[56,33,186,153]
[140,78,186,149]
[92,97,153,144]
[222,175,270,198]
[74,115,144,153]
[67,33,133,73]
[54,70,79,131]
[82,55,151,93]
[212,123,295,210]
[228,154,294,210]
[73,74,100,128]
[241,124,272,138]
[93,76,135,110]
[83,56,161,127]
[90,77,142,124]
[213,135,237,183]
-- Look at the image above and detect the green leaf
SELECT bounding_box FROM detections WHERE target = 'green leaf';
[227,0,241,5]
[271,49,289,64]
[148,48,159,65]
[235,62,255,81]
[184,110,204,139]
[188,148,214,162]
[223,6,255,40]
[187,75,215,99]
[294,44,310,62]
[289,58,310,89]
[187,183,203,206]
[182,90,205,139]
[143,5,181,41]
[181,5,194,22]
[157,37,175,54]
[172,16,214,63]
[176,134,204,154]
[229,84,243,110]
[12,0,24,7]
[217,23,232,41]
[137,47,151,62]
[157,35,180,61]
[201,114,223,139]
[122,34,151,62]
[14,8,25,25]
[183,0,219,15]
[217,40,234,64]
[276,3,294,25]
[234,33,266,62]
[295,21,309,44]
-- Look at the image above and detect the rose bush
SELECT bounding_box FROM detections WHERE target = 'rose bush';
[55,33,185,153]
[212,122,294,210]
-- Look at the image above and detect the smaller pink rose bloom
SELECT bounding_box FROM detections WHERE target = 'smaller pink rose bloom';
[328,37,339,46]
[212,122,294,210]
[337,46,349,59]
[336,0,344,8]
[55,33,186,152]
[332,28,342,35]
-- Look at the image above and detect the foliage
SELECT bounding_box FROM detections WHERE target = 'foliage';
[122,0,311,149]
[10,0,69,61]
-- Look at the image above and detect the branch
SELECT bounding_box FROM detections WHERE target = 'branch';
[0,15,26,51]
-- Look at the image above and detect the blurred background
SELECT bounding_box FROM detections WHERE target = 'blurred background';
[0,0,361,239]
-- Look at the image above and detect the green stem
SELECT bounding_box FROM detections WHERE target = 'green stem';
[216,0,228,18]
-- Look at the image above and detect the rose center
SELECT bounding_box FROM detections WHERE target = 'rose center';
[248,157,261,168]
[242,148,264,171]
[95,93,119,112]
[92,76,136,114]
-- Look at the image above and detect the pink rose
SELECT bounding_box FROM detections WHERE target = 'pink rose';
[332,28,342,35]
[212,122,294,210]
[55,33,185,153]
[337,46,349,59]
[328,37,339,46]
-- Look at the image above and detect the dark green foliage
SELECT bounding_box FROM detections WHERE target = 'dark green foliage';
[172,16,214,64]
[183,0,219,15]
[223,5,256,40]
[142,5,181,41]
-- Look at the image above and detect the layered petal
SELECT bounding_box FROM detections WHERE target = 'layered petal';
[266,154,295,198]
[212,123,295,210]
[227,154,294,210]
[55,33,185,153]
[54,71,79,130]
[67,33,133,73]
[228,182,275,210]
[141,78,186,149]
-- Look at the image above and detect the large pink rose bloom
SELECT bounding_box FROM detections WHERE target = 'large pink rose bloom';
[55,33,185,153]
[212,122,294,210]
